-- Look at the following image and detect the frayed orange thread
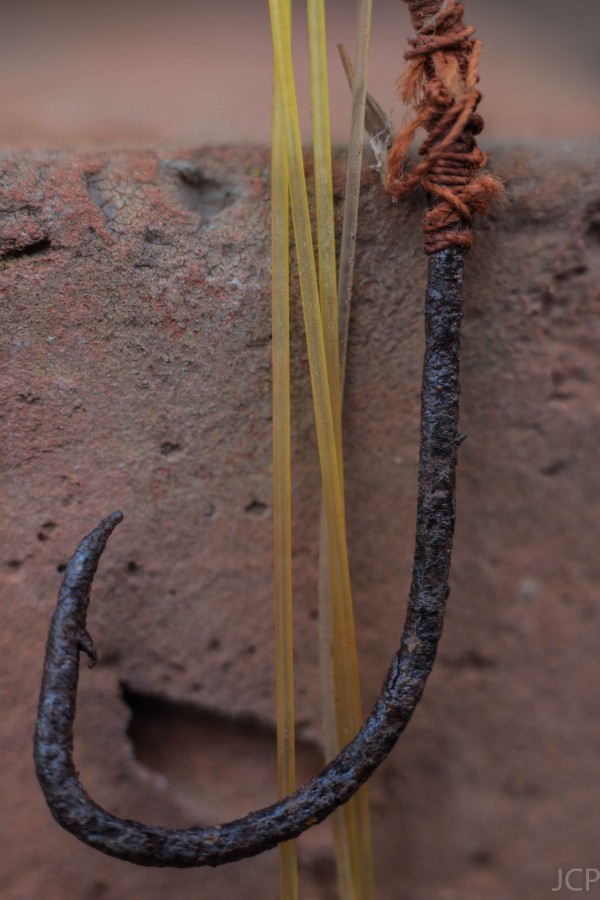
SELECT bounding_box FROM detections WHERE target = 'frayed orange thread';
[385,0,502,253]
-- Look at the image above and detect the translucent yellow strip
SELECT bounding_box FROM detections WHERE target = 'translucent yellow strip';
[268,0,361,770]
[271,5,297,897]
[334,4,376,897]
[306,0,343,786]
[307,0,340,404]
[338,0,373,384]
[307,2,373,898]
[306,0,341,764]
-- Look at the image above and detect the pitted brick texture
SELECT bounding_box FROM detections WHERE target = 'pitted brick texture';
[1,144,599,899]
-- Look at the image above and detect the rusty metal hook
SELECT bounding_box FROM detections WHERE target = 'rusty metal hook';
[34,246,465,868]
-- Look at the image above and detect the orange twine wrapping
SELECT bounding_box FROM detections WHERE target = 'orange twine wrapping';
[385,0,503,253]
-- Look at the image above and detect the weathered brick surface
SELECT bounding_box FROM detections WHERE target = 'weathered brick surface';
[1,144,599,899]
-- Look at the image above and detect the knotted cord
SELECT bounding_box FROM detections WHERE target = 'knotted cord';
[386,0,502,252]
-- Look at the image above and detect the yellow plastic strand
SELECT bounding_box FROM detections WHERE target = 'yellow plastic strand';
[271,4,297,897]
[268,0,361,766]
[338,0,373,383]
[270,3,375,896]
[307,1,374,897]
[333,4,376,897]
[307,0,341,404]
[306,0,341,778]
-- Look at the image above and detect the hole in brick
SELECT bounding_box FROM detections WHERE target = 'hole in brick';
[127,560,143,575]
[587,221,600,244]
[144,226,169,246]
[56,562,67,573]
[121,685,324,821]
[17,390,41,404]
[585,206,600,245]
[0,238,51,263]
[160,441,181,456]
[244,499,267,516]
[540,458,570,477]
[584,201,600,268]
[37,521,57,541]
[471,848,494,867]
[167,160,241,220]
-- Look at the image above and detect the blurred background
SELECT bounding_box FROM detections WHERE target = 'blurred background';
[0,0,598,148]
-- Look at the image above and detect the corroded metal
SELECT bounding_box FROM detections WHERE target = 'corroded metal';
[33,246,465,868]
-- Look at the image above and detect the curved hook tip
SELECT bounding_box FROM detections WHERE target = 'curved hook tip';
[58,511,124,605]
[100,510,124,530]
[80,510,124,550]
